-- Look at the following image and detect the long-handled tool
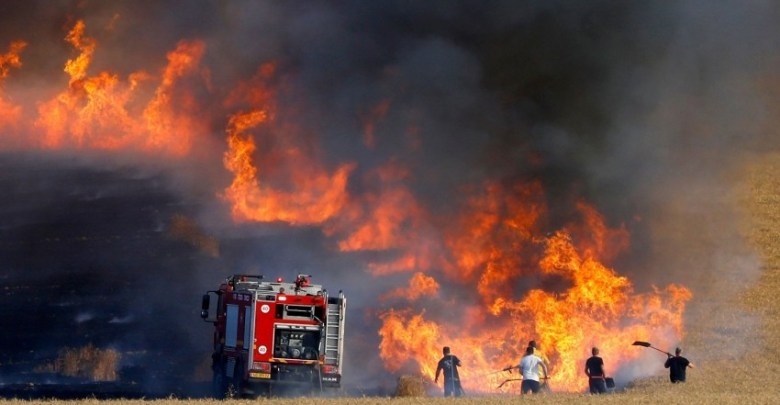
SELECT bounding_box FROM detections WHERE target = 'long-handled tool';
[497,364,552,391]
[497,376,551,390]
[632,340,671,356]
[496,366,523,388]
[494,365,518,388]
[470,366,513,381]
[497,378,522,389]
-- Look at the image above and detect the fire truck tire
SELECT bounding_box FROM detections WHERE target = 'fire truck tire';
[229,363,245,398]
[212,367,228,399]
[228,376,242,398]
[213,371,244,398]
[213,360,245,399]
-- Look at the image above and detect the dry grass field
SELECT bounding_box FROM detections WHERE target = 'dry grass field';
[2,153,778,405]
[33,345,120,382]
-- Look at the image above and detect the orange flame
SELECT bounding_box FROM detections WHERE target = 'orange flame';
[63,20,95,86]
[322,161,440,276]
[377,181,692,393]
[380,272,440,301]
[334,162,421,252]
[0,40,26,130]
[379,310,441,377]
[444,181,546,297]
[0,40,26,80]
[220,65,355,225]
[142,40,207,155]
[25,20,208,154]
[0,17,693,394]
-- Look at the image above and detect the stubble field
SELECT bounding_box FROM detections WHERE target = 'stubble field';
[1,155,778,405]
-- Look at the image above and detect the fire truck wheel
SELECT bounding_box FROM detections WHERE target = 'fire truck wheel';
[228,373,243,398]
[213,361,244,398]
[212,368,228,399]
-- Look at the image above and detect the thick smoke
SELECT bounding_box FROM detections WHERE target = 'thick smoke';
[0,0,776,396]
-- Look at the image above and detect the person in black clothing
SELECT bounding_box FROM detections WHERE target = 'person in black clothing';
[665,347,694,383]
[584,347,607,394]
[435,346,463,397]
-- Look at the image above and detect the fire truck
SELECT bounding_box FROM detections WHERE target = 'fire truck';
[200,274,346,398]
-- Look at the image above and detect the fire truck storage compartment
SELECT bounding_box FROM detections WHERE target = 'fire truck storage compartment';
[273,326,320,360]
[276,304,322,320]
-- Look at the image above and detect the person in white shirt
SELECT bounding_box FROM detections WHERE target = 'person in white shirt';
[519,345,548,394]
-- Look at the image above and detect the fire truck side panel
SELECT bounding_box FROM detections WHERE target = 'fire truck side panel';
[253,299,276,363]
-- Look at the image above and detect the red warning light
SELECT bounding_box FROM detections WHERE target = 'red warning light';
[276,277,283,283]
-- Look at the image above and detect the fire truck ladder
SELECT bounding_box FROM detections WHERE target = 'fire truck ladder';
[324,291,346,369]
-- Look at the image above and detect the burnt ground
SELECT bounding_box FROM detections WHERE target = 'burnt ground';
[0,153,215,399]
[0,153,392,399]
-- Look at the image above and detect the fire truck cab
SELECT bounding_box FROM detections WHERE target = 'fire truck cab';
[201,274,346,398]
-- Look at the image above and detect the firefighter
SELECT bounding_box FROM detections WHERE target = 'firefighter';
[434,346,464,397]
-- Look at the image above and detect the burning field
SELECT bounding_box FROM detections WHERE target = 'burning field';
[1,0,780,400]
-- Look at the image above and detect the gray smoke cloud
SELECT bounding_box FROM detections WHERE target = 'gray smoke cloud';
[0,0,776,396]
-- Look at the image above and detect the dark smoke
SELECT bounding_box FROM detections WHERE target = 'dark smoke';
[0,153,212,393]
[1,0,777,396]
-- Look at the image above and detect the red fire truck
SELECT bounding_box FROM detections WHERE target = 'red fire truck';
[200,274,346,398]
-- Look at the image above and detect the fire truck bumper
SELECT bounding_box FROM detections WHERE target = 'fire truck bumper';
[321,374,341,387]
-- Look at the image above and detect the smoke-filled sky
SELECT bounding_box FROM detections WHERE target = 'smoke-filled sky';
[0,0,777,396]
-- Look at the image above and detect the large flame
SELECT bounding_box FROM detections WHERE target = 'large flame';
[0,17,692,394]
[6,20,209,154]
[0,40,26,131]
[220,64,355,225]
[377,182,692,393]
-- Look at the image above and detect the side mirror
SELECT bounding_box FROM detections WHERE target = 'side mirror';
[200,294,210,319]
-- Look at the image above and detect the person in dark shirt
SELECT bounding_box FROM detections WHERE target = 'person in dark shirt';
[435,346,464,397]
[665,347,694,383]
[584,347,607,394]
